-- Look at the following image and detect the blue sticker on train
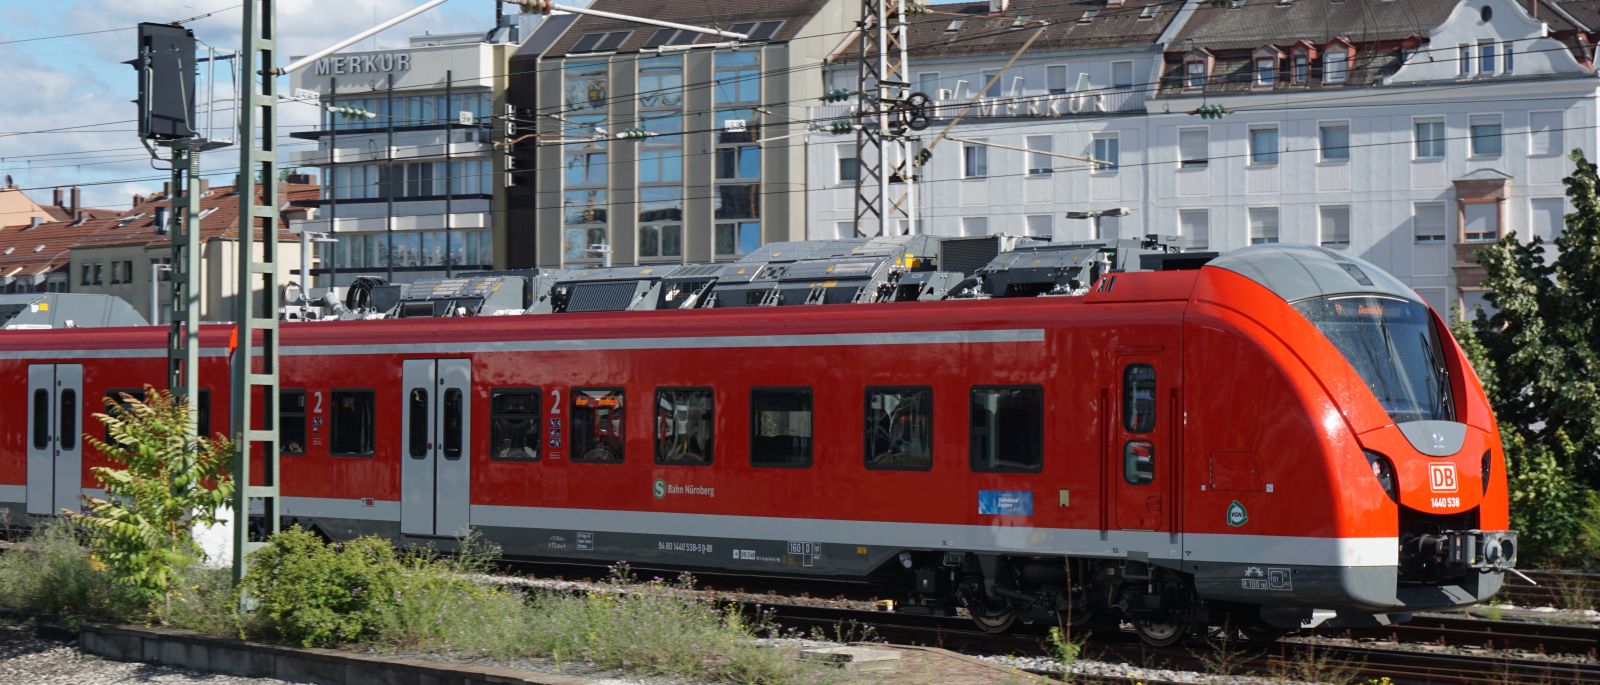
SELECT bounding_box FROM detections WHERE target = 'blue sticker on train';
[978,490,1034,516]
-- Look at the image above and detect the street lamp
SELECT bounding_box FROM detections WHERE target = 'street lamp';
[1065,207,1130,241]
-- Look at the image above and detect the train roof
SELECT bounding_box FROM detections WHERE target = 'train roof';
[1207,244,1420,305]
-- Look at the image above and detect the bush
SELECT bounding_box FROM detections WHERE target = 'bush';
[159,565,251,637]
[244,527,403,647]
[370,537,528,655]
[0,521,126,621]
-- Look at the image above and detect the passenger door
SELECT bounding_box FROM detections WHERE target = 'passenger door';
[1111,356,1170,532]
[401,359,472,537]
[26,364,82,516]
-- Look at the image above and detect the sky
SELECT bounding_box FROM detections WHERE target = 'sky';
[0,0,487,211]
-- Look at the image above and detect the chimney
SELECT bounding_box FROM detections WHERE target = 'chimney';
[162,181,172,197]
[133,193,145,206]
[197,179,210,196]
[53,187,63,207]
[287,172,314,185]
[1531,0,1538,18]
[69,187,80,217]
[990,0,1009,11]
[27,216,42,230]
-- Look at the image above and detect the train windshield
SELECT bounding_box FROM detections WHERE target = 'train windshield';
[1294,295,1455,424]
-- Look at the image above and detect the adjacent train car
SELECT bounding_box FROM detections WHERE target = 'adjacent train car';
[0,244,1516,645]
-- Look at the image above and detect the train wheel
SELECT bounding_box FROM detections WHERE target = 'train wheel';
[1133,619,1189,647]
[970,606,1017,633]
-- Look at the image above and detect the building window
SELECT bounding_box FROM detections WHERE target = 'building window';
[969,386,1043,473]
[1458,44,1473,76]
[1530,111,1562,156]
[714,183,758,220]
[1478,39,1497,74]
[1255,57,1276,86]
[571,388,625,463]
[750,388,812,468]
[1025,215,1053,239]
[1319,205,1351,248]
[280,389,306,456]
[330,390,375,457]
[1470,115,1502,157]
[1249,126,1279,165]
[1414,119,1445,159]
[864,387,932,471]
[1463,203,1499,242]
[963,142,988,178]
[1185,60,1206,89]
[1413,202,1447,244]
[961,217,989,236]
[1248,207,1279,245]
[1503,42,1514,74]
[1324,48,1348,84]
[837,145,859,182]
[80,263,93,285]
[1179,209,1209,251]
[834,221,854,239]
[715,222,762,256]
[716,145,760,180]
[1179,127,1208,169]
[1092,134,1119,172]
[1026,135,1053,175]
[918,71,940,96]
[1531,197,1565,243]
[1292,52,1309,84]
[639,224,683,259]
[1111,60,1134,90]
[981,70,1002,98]
[656,388,713,466]
[1047,65,1068,94]
[1319,122,1350,161]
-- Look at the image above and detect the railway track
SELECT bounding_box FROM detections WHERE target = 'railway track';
[1335,614,1599,655]
[1497,570,1600,610]
[759,603,1600,685]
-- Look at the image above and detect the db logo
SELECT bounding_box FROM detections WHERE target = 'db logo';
[1429,463,1458,493]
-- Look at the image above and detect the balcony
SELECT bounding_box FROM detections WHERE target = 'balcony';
[287,127,492,167]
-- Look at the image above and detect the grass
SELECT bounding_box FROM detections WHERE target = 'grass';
[2,525,835,685]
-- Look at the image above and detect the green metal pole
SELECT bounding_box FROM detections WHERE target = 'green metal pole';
[233,0,281,590]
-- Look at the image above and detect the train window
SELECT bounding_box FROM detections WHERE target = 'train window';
[751,388,812,468]
[865,387,932,471]
[280,390,307,455]
[407,388,429,458]
[1124,440,1155,485]
[489,389,540,461]
[969,386,1044,473]
[443,388,464,460]
[103,389,146,442]
[32,389,48,449]
[197,390,211,439]
[571,387,625,463]
[331,390,376,457]
[1123,365,1157,433]
[59,389,76,451]
[656,388,714,466]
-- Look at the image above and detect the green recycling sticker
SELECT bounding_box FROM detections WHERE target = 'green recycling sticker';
[1227,500,1248,527]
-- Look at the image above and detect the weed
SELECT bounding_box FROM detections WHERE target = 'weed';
[0,520,128,621]
[1047,625,1084,664]
[1267,641,1367,685]
[158,565,251,637]
[1189,623,1248,678]
[1550,573,1597,611]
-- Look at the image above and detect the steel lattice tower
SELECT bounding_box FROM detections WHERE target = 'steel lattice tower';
[852,0,917,237]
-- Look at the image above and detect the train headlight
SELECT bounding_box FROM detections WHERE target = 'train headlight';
[1363,450,1398,503]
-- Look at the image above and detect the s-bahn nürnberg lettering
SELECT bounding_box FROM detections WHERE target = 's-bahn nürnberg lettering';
[315,53,412,76]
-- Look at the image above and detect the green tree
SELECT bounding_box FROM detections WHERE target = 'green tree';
[1462,149,1600,566]
[70,387,235,609]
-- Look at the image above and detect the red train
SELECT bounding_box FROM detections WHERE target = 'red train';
[0,243,1515,645]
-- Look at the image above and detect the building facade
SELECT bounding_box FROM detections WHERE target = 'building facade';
[288,32,515,287]
[507,0,859,268]
[805,0,1600,319]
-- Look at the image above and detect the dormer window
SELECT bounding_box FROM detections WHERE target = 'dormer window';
[1252,47,1283,87]
[1323,39,1353,85]
[1184,49,1214,90]
[1290,41,1316,85]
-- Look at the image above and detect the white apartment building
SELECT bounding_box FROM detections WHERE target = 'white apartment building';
[806,0,1600,319]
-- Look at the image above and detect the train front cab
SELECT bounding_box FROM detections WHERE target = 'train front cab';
[1186,245,1515,629]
